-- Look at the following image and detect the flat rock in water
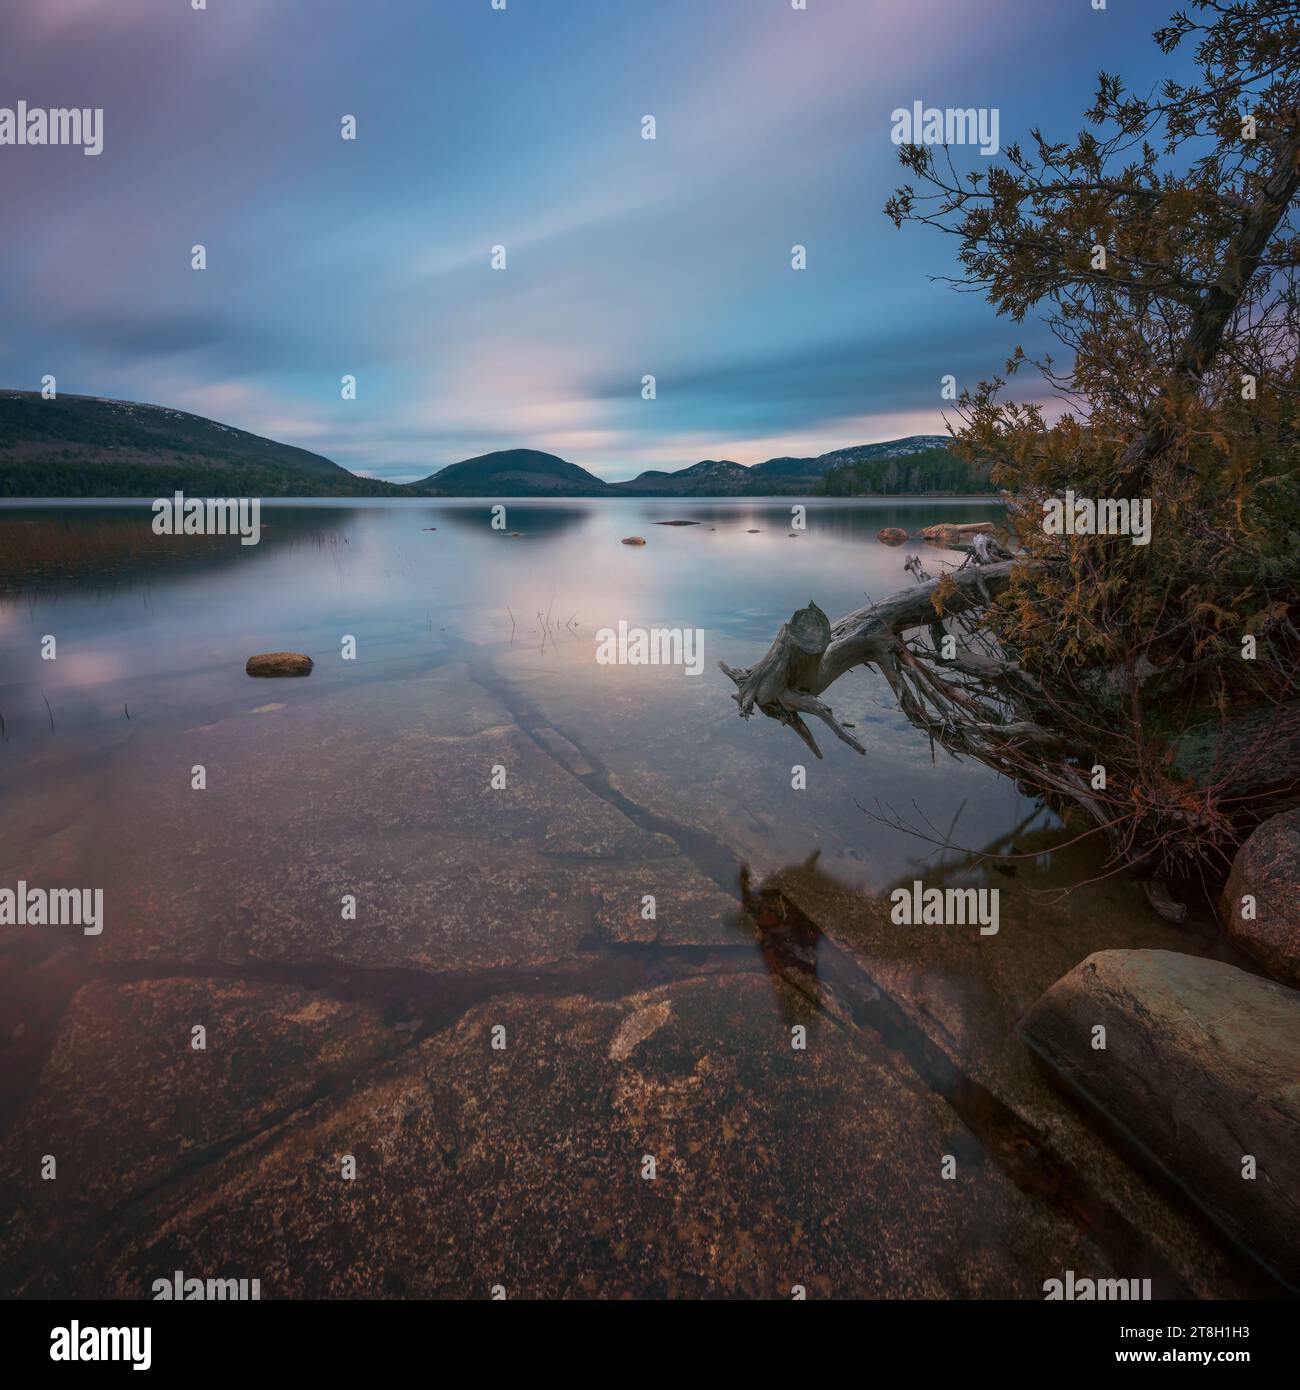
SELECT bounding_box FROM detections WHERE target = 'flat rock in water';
[76,975,1114,1298]
[877,527,908,545]
[1020,949,1300,1287]
[0,978,397,1290]
[919,521,995,547]
[620,536,646,546]
[1223,808,1300,986]
[652,520,700,526]
[533,725,597,778]
[245,652,313,677]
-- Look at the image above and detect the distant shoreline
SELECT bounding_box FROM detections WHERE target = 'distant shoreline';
[0,394,994,499]
[0,492,1005,505]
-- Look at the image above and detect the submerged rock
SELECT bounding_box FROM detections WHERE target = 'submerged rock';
[246,652,313,677]
[877,527,908,545]
[621,536,647,546]
[81,975,1113,1299]
[1223,809,1300,986]
[84,673,746,973]
[1020,949,1300,1287]
[0,978,396,1292]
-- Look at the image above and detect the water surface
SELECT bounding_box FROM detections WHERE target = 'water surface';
[0,498,1257,1299]
[0,496,1034,891]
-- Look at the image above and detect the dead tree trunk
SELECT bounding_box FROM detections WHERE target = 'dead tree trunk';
[719,560,1023,758]
[719,557,1189,918]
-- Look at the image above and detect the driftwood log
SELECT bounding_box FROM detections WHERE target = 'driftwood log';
[719,558,1204,921]
[719,560,1021,760]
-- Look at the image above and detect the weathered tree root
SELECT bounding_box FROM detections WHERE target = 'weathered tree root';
[718,560,1195,921]
[719,561,1021,759]
[719,602,864,759]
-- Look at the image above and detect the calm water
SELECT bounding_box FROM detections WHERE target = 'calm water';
[10,496,1235,1299]
[0,496,1035,892]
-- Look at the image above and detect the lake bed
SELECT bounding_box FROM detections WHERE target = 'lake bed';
[0,498,1268,1298]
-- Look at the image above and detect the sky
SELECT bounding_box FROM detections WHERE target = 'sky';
[0,0,1195,482]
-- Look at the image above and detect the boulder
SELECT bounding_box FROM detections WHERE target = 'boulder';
[245,652,313,677]
[877,527,908,545]
[1020,950,1300,1287]
[1223,809,1300,986]
[620,536,646,546]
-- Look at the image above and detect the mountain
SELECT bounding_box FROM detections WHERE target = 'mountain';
[0,391,991,498]
[613,459,751,495]
[748,435,952,480]
[413,448,612,497]
[817,437,991,496]
[0,390,401,497]
[746,455,819,478]
[611,435,985,495]
[820,434,953,464]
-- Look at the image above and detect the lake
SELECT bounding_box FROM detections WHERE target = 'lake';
[0,497,1264,1298]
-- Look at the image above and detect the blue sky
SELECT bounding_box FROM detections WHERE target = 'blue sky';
[1,0,1193,481]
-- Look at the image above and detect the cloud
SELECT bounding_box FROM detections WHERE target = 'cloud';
[0,0,1171,477]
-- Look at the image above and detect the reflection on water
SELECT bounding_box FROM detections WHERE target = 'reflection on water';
[0,498,1264,1299]
[0,496,1035,887]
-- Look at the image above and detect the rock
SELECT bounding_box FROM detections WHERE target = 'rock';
[78,975,1113,1299]
[1020,950,1300,1287]
[1223,809,1300,986]
[621,536,646,546]
[652,520,700,527]
[78,670,745,973]
[1174,702,1300,819]
[245,651,313,677]
[920,521,996,547]
[0,978,397,1290]
[877,527,908,545]
[532,726,597,778]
